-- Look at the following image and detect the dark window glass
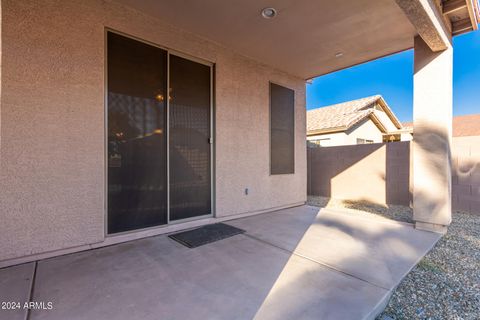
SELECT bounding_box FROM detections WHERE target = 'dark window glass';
[270,83,295,174]
[107,32,168,233]
[169,55,211,221]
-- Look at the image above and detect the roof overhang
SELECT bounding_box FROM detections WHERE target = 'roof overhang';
[112,0,478,79]
[394,0,479,51]
[374,97,403,130]
[440,0,479,35]
[112,0,416,79]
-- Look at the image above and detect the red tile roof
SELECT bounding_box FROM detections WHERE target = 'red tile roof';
[452,114,480,137]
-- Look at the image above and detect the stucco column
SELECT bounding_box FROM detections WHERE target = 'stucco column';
[413,35,453,233]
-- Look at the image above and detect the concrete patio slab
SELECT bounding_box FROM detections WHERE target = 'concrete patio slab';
[0,206,440,320]
[252,255,388,320]
[0,262,34,320]
[293,208,442,289]
[230,206,442,289]
[228,206,320,252]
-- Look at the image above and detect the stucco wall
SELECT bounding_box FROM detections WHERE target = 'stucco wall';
[307,132,348,146]
[344,118,384,144]
[373,109,398,132]
[0,0,306,262]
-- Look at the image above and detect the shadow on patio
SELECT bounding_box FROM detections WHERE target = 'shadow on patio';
[0,205,440,320]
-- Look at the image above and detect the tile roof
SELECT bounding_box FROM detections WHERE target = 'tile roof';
[402,114,480,137]
[453,114,480,137]
[402,122,413,129]
[307,95,399,133]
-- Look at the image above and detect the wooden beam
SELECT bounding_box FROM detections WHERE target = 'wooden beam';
[452,17,474,34]
[442,0,467,15]
[465,0,479,30]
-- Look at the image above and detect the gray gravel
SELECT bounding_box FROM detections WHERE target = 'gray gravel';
[307,195,414,223]
[306,196,480,320]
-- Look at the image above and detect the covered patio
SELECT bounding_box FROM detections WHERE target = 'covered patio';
[1,206,440,320]
[0,0,479,318]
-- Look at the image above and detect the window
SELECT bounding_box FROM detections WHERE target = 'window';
[383,134,401,142]
[308,138,330,147]
[270,82,295,174]
[357,138,373,144]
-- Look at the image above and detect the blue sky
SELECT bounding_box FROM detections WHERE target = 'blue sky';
[306,30,480,122]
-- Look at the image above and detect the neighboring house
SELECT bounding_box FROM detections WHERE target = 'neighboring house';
[308,113,480,214]
[307,95,412,147]
[0,0,478,267]
[404,113,480,138]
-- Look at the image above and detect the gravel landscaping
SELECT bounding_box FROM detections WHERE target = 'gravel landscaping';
[307,196,480,320]
[307,195,414,223]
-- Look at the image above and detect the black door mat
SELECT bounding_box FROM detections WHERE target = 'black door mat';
[168,223,245,248]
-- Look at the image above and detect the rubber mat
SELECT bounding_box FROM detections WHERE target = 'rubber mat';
[168,223,245,248]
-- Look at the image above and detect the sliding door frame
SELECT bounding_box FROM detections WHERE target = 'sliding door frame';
[104,28,215,236]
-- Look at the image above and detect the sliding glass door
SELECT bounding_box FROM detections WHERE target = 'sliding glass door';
[169,55,212,221]
[107,32,168,234]
[107,32,212,234]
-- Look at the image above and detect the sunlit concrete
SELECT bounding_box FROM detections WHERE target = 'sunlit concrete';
[230,207,441,289]
[0,206,440,320]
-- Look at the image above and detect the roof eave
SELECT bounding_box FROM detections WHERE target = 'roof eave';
[368,113,388,133]
[307,126,348,136]
[374,97,403,129]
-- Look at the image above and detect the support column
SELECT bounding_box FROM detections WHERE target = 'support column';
[413,35,453,233]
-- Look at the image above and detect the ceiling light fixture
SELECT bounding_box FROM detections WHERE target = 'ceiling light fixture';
[261,7,277,19]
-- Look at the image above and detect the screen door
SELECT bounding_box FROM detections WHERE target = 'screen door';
[169,54,212,221]
[107,32,168,233]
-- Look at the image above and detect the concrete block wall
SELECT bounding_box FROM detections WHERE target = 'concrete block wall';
[308,137,480,215]
[385,142,412,206]
[452,136,480,214]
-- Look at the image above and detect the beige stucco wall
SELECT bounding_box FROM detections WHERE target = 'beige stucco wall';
[373,109,398,132]
[412,35,453,230]
[345,118,384,144]
[307,132,348,146]
[0,0,306,263]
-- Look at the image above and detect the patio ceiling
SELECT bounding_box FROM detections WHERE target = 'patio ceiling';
[112,0,418,79]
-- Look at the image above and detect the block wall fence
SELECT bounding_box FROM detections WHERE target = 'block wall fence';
[307,137,480,215]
